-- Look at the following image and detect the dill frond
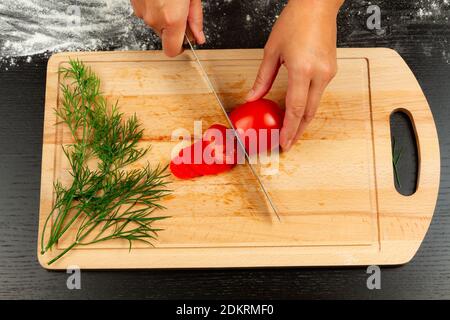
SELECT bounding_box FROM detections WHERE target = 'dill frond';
[41,59,171,265]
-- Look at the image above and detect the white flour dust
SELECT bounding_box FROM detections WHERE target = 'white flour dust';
[1,0,450,68]
[0,0,158,64]
[0,0,280,68]
[412,0,450,63]
[415,0,448,19]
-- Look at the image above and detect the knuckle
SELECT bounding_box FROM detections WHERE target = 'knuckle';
[255,72,266,86]
[301,63,314,77]
[303,112,315,123]
[320,63,337,81]
[291,62,313,77]
[161,9,182,27]
[263,45,276,58]
[289,105,306,119]
[143,14,156,27]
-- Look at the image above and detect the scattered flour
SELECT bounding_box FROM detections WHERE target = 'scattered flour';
[0,0,449,67]
[416,0,444,19]
[0,0,159,64]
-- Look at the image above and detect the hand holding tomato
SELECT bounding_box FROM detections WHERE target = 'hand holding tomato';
[246,0,344,151]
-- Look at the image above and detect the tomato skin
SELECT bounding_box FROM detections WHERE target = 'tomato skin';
[170,99,284,180]
[229,99,284,154]
[169,140,204,179]
[200,124,237,174]
[169,160,198,179]
[170,124,236,179]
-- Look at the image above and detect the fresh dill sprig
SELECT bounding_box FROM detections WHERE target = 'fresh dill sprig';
[41,59,171,265]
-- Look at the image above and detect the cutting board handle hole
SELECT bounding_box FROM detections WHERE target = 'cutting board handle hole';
[389,110,419,196]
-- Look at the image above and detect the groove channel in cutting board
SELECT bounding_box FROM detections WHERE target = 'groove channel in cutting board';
[38,49,440,268]
[52,57,377,249]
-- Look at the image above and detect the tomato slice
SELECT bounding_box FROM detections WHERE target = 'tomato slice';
[169,140,202,179]
[200,124,237,175]
[170,124,237,179]
[170,99,284,180]
[169,161,198,179]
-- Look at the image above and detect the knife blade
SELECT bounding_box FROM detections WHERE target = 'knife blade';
[184,36,281,222]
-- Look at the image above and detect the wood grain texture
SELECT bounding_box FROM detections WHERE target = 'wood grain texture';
[0,5,449,299]
[37,48,440,269]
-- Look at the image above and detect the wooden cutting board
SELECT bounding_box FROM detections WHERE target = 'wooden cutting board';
[38,48,440,269]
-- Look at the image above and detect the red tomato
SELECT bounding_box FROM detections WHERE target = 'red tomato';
[170,124,237,179]
[170,99,284,180]
[169,140,204,179]
[229,99,284,155]
[200,124,237,174]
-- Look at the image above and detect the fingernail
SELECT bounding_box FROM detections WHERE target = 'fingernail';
[199,30,206,44]
[245,89,255,101]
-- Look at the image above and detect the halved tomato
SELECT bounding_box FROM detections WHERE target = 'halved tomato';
[229,98,284,155]
[170,99,284,180]
[170,124,237,179]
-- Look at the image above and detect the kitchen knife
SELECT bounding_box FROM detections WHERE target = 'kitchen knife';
[184,35,281,222]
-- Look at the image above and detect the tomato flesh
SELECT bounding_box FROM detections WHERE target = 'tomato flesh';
[170,99,284,179]
[170,124,236,179]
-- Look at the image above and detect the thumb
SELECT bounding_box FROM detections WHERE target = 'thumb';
[246,49,280,101]
[188,0,205,44]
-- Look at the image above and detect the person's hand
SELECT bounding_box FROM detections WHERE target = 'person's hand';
[246,0,343,152]
[131,0,205,57]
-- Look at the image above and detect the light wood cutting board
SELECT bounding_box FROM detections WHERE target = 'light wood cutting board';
[38,48,440,269]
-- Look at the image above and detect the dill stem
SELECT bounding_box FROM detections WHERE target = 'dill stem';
[47,193,76,250]
[46,204,86,251]
[48,218,101,266]
[40,206,57,254]
[47,242,78,266]
[42,60,170,265]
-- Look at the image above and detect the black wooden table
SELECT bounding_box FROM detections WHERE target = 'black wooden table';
[0,1,449,299]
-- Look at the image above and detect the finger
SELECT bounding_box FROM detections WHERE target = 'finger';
[130,0,144,19]
[185,26,196,43]
[161,23,187,57]
[188,0,205,44]
[246,48,280,101]
[280,71,311,151]
[294,80,325,141]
